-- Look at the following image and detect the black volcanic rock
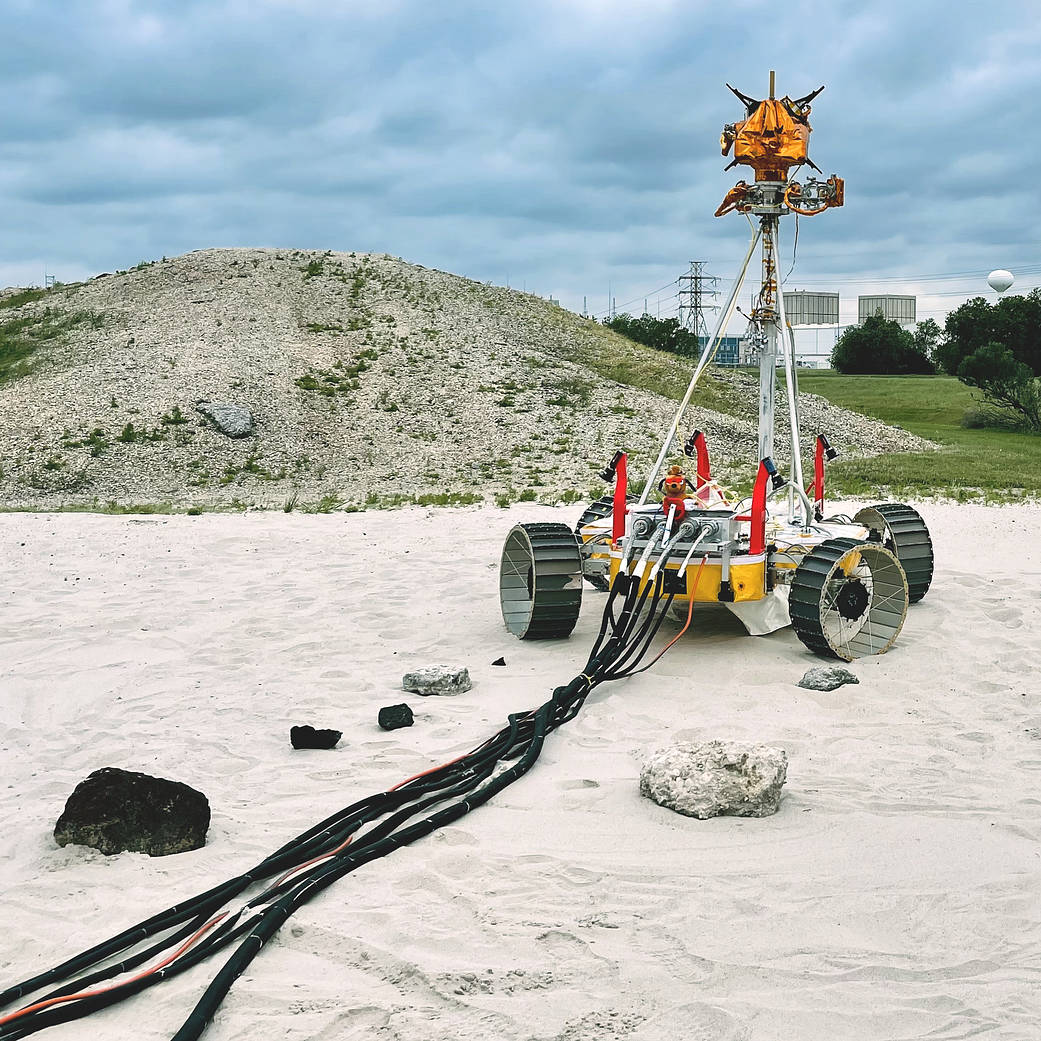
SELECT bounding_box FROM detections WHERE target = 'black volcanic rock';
[378,704,414,731]
[290,725,342,749]
[54,767,210,857]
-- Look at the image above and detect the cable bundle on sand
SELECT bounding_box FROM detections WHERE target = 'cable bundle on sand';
[0,552,685,1041]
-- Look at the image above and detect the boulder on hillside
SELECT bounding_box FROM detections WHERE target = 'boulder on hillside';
[54,767,210,856]
[195,400,254,438]
[639,740,788,819]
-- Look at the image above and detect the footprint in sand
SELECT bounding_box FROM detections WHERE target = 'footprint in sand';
[986,606,1024,628]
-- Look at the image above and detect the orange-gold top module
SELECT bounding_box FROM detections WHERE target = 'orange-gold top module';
[720,80,823,184]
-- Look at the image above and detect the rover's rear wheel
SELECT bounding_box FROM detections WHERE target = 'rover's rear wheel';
[575,494,632,591]
[853,503,933,604]
[789,537,909,661]
[499,523,583,639]
[575,494,628,534]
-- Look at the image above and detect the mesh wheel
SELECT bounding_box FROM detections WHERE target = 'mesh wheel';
[853,503,933,604]
[500,523,583,639]
[789,537,909,660]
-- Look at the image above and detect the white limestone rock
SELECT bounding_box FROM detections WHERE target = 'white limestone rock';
[639,740,788,819]
[401,665,472,696]
[798,665,859,692]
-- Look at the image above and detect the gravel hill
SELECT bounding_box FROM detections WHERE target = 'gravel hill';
[0,248,931,510]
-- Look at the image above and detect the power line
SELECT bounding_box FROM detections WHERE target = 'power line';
[589,277,679,320]
[781,266,1041,286]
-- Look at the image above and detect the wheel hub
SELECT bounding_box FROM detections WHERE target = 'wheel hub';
[835,577,869,619]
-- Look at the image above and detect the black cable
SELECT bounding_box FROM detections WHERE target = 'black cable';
[1,549,679,1041]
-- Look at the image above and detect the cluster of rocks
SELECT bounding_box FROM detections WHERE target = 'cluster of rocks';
[0,248,934,510]
[54,664,475,857]
[638,667,862,820]
[53,662,869,853]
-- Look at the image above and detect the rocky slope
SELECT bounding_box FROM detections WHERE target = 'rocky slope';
[0,248,931,510]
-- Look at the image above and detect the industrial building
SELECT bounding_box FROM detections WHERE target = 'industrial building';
[699,335,743,367]
[782,290,841,368]
[858,294,916,327]
[691,289,920,369]
[783,291,840,326]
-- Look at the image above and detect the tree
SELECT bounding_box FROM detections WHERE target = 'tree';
[913,318,943,363]
[938,289,1041,377]
[831,312,935,374]
[602,313,700,358]
[940,292,1041,431]
[956,342,1041,431]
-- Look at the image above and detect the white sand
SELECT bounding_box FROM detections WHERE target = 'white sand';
[1,503,1039,1040]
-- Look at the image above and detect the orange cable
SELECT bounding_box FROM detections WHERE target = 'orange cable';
[0,912,230,1027]
[387,715,533,794]
[639,556,707,671]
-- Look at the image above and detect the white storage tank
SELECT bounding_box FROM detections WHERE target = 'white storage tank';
[858,294,916,327]
[783,291,839,326]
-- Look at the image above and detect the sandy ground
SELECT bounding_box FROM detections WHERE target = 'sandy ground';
[0,502,1039,1041]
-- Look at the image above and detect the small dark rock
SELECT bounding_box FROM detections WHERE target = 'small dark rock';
[798,666,859,692]
[290,725,342,749]
[491,657,506,667]
[378,704,415,731]
[54,767,210,857]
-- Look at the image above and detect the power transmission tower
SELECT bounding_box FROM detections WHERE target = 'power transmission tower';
[677,261,719,338]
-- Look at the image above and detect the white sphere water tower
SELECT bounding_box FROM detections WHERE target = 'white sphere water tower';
[987,269,1014,295]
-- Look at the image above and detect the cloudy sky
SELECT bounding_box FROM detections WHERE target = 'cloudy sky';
[2,0,1039,328]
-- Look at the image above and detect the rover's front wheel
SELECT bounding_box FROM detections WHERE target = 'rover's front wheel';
[789,538,909,660]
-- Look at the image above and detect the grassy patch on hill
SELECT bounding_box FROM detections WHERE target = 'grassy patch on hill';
[576,329,747,416]
[0,288,50,310]
[798,371,1041,500]
[507,300,747,417]
[0,308,105,383]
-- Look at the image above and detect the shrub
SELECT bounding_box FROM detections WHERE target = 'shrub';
[956,342,1040,431]
[831,313,934,374]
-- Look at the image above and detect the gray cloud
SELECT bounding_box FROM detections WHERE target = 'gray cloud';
[1,0,1038,318]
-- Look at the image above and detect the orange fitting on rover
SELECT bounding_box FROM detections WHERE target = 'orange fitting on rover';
[714,181,750,217]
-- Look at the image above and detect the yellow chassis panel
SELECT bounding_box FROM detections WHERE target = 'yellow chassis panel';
[609,555,767,603]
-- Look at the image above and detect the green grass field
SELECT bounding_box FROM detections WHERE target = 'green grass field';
[795,371,1041,501]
